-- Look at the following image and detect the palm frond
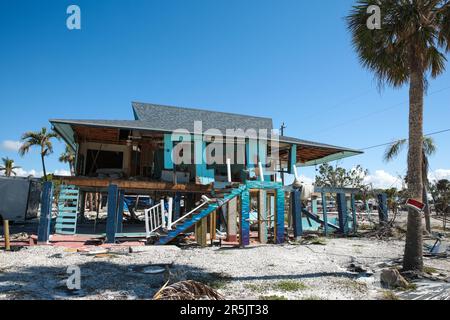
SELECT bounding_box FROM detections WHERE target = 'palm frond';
[347,0,450,90]
[384,139,407,162]
[18,141,32,157]
[153,280,223,300]
[423,136,437,156]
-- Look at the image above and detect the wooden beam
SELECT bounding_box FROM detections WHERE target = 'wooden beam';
[195,217,208,247]
[37,182,53,244]
[53,176,212,193]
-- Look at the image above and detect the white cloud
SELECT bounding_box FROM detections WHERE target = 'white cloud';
[53,169,71,176]
[297,175,314,184]
[2,168,71,178]
[1,140,23,152]
[429,169,450,182]
[14,168,43,177]
[364,170,403,189]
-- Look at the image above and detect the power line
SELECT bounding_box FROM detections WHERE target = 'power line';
[360,128,450,151]
[313,85,450,137]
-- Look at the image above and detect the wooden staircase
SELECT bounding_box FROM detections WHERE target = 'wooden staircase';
[155,184,246,245]
[55,185,79,235]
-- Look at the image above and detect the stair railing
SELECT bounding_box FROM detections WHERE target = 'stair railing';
[167,195,211,230]
[145,198,176,237]
[144,201,165,237]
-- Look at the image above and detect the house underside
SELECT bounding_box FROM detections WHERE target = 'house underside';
[42,102,366,246]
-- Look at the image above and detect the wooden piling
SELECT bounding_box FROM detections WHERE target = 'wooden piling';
[3,220,10,251]
[195,217,208,247]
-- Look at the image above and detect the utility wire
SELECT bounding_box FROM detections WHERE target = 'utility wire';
[313,84,450,137]
[360,128,450,151]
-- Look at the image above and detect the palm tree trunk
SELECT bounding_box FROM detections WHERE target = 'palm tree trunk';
[403,57,424,272]
[423,184,432,233]
[422,155,432,233]
[41,154,47,181]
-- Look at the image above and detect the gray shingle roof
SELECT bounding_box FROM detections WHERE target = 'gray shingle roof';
[279,136,362,154]
[50,102,363,165]
[132,102,273,132]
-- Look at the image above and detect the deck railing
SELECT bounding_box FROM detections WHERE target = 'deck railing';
[167,195,211,230]
[144,195,212,237]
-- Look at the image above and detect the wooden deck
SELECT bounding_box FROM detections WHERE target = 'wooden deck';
[53,176,213,193]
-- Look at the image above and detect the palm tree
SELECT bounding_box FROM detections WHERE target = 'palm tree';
[347,1,450,272]
[59,145,76,176]
[19,127,59,181]
[0,157,21,177]
[384,137,437,233]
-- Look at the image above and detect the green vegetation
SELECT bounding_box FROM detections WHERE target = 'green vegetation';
[272,280,308,292]
[244,283,267,294]
[301,295,324,300]
[260,295,288,301]
[423,266,438,275]
[192,272,232,290]
[380,290,400,300]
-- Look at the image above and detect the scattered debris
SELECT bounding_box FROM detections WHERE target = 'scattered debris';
[300,234,327,245]
[153,280,223,300]
[381,268,410,289]
[380,290,400,300]
[364,224,398,240]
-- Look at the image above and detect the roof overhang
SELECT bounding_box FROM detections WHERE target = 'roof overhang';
[49,119,363,166]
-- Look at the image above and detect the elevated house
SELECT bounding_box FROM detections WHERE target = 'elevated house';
[46,102,363,246]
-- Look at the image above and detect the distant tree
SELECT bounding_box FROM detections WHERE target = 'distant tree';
[384,187,399,217]
[19,127,59,181]
[384,137,437,233]
[0,157,21,177]
[315,163,369,189]
[59,145,76,176]
[429,179,450,230]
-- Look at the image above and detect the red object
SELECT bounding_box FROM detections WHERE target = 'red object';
[406,198,425,212]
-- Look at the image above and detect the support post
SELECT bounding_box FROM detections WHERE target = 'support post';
[195,217,208,247]
[227,197,238,242]
[351,194,357,233]
[377,193,388,223]
[106,184,119,244]
[3,220,10,251]
[291,189,303,239]
[209,210,217,243]
[337,193,349,235]
[240,189,250,247]
[321,193,329,236]
[311,197,318,215]
[258,190,267,244]
[167,197,173,230]
[174,192,181,221]
[37,181,54,244]
[275,188,285,244]
[79,190,86,221]
[226,158,232,183]
[288,145,297,174]
[116,190,125,233]
[258,162,265,182]
[161,199,166,229]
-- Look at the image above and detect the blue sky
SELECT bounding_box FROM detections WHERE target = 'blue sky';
[1,0,449,187]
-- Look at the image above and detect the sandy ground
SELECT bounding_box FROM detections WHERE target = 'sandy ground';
[1,235,449,300]
[1,210,449,300]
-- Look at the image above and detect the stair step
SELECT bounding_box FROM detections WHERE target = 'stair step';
[156,186,245,245]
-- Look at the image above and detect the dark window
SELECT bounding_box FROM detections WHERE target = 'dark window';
[119,130,131,141]
[85,150,124,175]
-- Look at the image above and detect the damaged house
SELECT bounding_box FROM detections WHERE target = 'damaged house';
[45,102,363,246]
